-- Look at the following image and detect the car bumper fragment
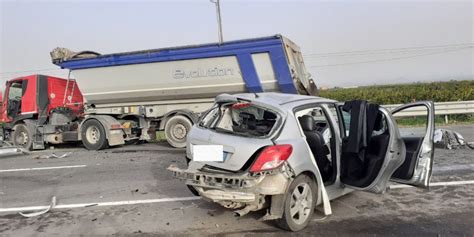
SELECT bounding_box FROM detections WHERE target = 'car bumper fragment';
[168,164,292,206]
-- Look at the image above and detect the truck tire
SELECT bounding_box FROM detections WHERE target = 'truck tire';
[81,119,108,150]
[164,115,192,148]
[276,174,317,232]
[12,124,33,150]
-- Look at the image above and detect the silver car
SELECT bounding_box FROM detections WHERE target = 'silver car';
[169,93,435,231]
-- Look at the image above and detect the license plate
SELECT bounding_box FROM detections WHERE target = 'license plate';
[192,145,224,162]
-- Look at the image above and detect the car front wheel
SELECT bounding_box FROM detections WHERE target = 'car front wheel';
[276,174,317,231]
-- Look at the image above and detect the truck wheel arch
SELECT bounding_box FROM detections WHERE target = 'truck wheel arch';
[79,115,125,147]
[158,110,199,131]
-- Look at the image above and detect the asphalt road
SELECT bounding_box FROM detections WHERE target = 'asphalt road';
[0,125,473,236]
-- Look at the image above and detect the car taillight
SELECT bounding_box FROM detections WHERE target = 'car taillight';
[232,103,251,109]
[250,145,293,173]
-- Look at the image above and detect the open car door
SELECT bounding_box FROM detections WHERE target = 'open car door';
[338,100,435,193]
[389,101,435,187]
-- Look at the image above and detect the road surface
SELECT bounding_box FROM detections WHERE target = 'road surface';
[0,125,473,236]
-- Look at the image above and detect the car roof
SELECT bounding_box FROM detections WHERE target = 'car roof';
[228,92,337,108]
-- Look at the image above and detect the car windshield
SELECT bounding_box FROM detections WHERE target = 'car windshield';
[199,102,279,137]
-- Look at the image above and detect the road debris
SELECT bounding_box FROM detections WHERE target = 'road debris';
[434,129,473,149]
[19,196,56,217]
[0,141,29,158]
[33,152,72,159]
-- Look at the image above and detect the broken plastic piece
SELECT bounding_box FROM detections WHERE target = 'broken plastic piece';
[19,196,56,217]
[320,184,332,216]
[434,129,472,150]
[34,152,72,159]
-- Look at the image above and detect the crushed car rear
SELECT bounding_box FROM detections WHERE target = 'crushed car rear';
[168,94,296,216]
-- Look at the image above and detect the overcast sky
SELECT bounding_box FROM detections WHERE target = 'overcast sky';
[1,0,473,89]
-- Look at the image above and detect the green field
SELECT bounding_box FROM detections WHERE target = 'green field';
[319,80,474,125]
[319,80,473,104]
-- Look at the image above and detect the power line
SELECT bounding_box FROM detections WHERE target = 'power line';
[307,46,473,68]
[0,68,65,75]
[303,43,474,58]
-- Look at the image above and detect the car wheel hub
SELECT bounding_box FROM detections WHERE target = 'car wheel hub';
[290,183,312,225]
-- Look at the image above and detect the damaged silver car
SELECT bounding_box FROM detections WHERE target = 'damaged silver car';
[168,93,435,231]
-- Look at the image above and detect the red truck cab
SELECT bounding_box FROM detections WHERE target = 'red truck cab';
[0,75,84,149]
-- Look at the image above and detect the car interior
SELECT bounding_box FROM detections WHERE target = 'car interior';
[339,101,392,188]
[297,106,336,184]
[209,103,278,137]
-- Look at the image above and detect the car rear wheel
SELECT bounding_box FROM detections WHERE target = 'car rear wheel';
[12,124,33,150]
[276,174,317,231]
[164,115,192,148]
[81,119,108,150]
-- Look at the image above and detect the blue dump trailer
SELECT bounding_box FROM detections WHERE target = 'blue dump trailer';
[52,34,317,148]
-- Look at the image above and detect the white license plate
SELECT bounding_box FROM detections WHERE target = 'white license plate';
[192,145,224,162]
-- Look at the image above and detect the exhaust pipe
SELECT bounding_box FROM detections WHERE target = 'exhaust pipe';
[233,205,256,217]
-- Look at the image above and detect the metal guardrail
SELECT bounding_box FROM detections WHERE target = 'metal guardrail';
[383,100,474,122]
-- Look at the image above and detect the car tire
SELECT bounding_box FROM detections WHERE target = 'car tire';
[81,119,108,150]
[11,123,33,150]
[276,174,317,232]
[164,115,193,148]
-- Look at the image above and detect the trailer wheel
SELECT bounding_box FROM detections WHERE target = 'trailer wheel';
[12,124,33,150]
[164,115,192,148]
[81,119,108,150]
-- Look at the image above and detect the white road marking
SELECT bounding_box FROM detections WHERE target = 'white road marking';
[389,180,474,189]
[0,165,87,173]
[1,180,473,213]
[0,197,201,213]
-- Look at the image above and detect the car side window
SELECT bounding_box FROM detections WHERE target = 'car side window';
[336,105,351,137]
[295,106,332,145]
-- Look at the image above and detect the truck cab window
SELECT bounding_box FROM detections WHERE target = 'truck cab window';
[7,82,23,117]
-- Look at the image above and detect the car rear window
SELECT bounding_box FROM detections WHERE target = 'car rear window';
[198,102,279,137]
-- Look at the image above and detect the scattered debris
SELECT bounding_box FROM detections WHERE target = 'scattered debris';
[19,196,56,217]
[33,152,72,159]
[111,149,184,154]
[91,218,97,222]
[434,129,473,149]
[166,222,170,226]
[0,141,29,158]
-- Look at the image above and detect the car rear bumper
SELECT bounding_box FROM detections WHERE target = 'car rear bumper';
[168,164,292,207]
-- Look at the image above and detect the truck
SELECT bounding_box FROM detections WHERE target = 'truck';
[0,35,317,150]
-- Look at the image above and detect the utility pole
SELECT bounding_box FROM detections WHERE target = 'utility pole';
[210,0,224,44]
